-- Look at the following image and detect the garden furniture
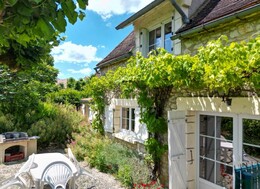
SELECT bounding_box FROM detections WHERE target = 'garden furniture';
[29,153,77,189]
[0,153,35,189]
[67,148,95,179]
[40,161,73,189]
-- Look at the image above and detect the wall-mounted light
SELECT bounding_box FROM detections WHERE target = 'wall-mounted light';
[222,96,232,106]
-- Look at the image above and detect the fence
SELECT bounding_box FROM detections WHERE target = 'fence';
[235,163,260,189]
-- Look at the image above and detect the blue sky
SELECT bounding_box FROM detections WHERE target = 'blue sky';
[52,0,153,80]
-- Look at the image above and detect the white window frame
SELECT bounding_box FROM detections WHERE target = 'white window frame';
[120,107,135,132]
[148,19,173,53]
[196,112,260,189]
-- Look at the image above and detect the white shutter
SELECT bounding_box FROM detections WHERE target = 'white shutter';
[168,110,187,189]
[104,106,113,132]
[135,107,148,141]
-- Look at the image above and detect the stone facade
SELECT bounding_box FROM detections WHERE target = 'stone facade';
[180,14,260,55]
[96,1,260,188]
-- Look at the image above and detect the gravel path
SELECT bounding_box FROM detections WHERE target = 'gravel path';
[0,150,126,189]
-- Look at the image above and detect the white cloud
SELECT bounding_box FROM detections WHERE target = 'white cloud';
[52,41,102,64]
[87,0,153,19]
[67,68,93,75]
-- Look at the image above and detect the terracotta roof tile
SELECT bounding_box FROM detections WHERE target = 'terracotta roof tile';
[177,0,260,33]
[96,31,135,68]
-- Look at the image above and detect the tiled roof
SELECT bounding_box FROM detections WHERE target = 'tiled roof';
[177,0,260,33]
[96,31,135,68]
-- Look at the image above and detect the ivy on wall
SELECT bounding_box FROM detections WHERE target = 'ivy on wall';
[86,35,260,179]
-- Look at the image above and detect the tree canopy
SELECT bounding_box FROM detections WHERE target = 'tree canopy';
[0,0,88,68]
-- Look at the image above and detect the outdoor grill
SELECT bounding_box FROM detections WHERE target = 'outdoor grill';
[0,132,39,163]
[0,132,29,142]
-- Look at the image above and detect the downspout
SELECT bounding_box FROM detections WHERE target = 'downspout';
[170,0,190,24]
[171,3,260,40]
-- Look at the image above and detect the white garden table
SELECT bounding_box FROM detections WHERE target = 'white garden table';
[29,153,77,189]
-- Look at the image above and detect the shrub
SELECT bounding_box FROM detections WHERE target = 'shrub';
[69,124,165,188]
[28,102,84,148]
[0,111,15,133]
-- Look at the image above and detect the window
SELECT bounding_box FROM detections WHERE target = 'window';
[121,108,135,132]
[148,22,172,53]
[199,115,233,188]
[164,22,172,52]
[242,118,260,162]
[149,27,161,52]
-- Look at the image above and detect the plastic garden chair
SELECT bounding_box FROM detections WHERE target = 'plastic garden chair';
[40,161,73,189]
[67,148,95,179]
[0,153,35,189]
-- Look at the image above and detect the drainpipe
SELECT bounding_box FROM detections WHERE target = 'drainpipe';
[170,0,190,24]
[171,4,260,40]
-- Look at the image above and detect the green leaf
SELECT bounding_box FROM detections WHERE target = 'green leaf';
[7,0,18,6]
[77,0,86,10]
[51,11,67,32]
[61,1,77,24]
[78,11,85,21]
[36,18,55,39]
[17,3,33,17]
[31,0,43,3]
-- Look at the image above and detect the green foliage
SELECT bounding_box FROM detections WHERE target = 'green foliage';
[0,102,84,148]
[86,35,260,180]
[69,125,156,188]
[0,0,88,52]
[46,88,83,109]
[28,102,84,147]
[0,59,58,125]
[145,138,167,162]
[0,111,15,133]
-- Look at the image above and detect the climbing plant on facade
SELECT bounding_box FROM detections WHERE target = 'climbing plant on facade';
[88,35,260,180]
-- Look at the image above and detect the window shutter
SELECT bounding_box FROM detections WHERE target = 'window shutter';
[113,106,121,133]
[140,28,149,56]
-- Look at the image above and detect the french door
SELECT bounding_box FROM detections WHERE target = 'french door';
[198,113,260,189]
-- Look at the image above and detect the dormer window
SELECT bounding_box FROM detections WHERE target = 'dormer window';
[164,22,172,53]
[148,22,172,53]
[149,27,161,52]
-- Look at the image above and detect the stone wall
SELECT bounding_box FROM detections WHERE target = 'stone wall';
[181,14,260,55]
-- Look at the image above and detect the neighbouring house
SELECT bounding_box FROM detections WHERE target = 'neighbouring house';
[96,0,260,188]
[56,78,67,88]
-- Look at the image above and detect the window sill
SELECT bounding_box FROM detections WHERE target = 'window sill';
[112,130,145,144]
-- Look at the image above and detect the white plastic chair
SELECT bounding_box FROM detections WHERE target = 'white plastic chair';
[0,153,35,189]
[67,148,95,179]
[41,161,73,189]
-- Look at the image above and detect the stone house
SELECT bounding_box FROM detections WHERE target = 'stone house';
[95,0,260,188]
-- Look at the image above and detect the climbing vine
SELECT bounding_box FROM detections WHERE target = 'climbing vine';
[87,35,260,179]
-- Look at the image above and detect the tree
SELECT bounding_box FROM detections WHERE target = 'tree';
[0,0,88,68]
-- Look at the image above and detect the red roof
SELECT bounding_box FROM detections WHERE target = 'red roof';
[177,0,260,33]
[96,31,135,68]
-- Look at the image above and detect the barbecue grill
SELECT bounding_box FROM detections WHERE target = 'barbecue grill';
[0,132,39,163]
[0,132,29,142]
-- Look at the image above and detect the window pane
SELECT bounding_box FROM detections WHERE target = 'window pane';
[122,108,129,130]
[149,27,161,51]
[216,162,233,188]
[216,139,233,165]
[200,136,215,159]
[243,119,260,162]
[200,158,215,183]
[217,116,233,140]
[164,22,172,52]
[131,109,135,132]
[200,115,215,137]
